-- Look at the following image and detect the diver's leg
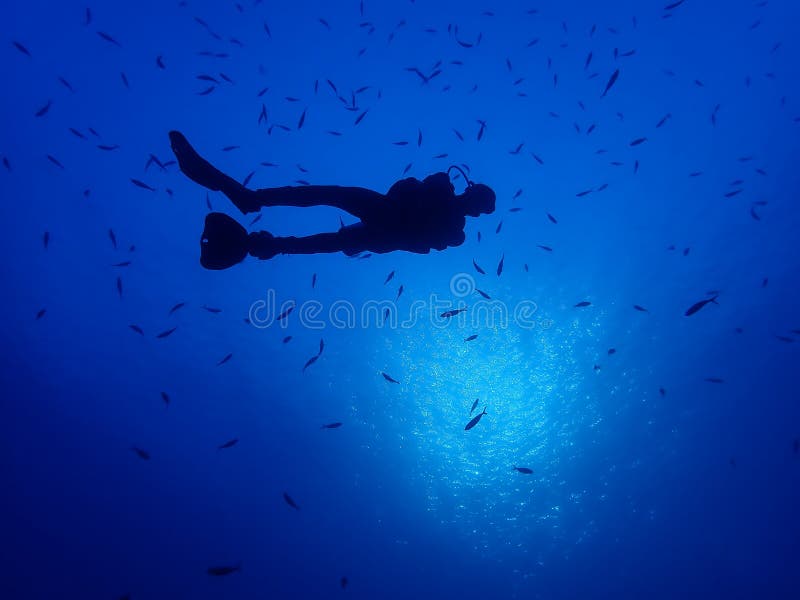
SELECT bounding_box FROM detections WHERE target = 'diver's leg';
[169,131,260,214]
[250,186,385,221]
[248,225,375,259]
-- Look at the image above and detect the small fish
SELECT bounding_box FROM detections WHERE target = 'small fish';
[684,295,718,317]
[169,302,186,315]
[395,285,404,302]
[464,408,487,431]
[476,289,491,300]
[321,422,342,429]
[217,353,233,366]
[311,273,317,288]
[302,355,319,372]
[131,446,150,460]
[282,336,292,343]
[35,100,53,117]
[633,305,649,313]
[156,327,177,339]
[341,577,348,590]
[97,31,122,47]
[513,466,533,474]
[35,308,46,320]
[129,325,144,336]
[608,348,616,355]
[116,277,123,298]
[207,564,241,576]
[601,69,620,97]
[547,213,557,224]
[496,254,504,277]
[218,438,239,450]
[277,305,294,321]
[537,245,553,252]
[130,179,156,191]
[441,308,466,318]
[629,137,647,146]
[705,377,724,384]
[470,398,479,414]
[283,492,300,510]
[12,41,32,57]
[382,372,400,384]
[575,301,591,307]
[473,259,485,275]
[659,388,666,397]
[384,270,395,284]
[202,305,222,313]
[465,334,478,342]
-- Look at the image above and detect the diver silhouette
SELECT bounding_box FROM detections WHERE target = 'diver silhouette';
[168,131,496,270]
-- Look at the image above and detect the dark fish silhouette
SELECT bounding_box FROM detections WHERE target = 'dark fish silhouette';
[684,295,718,316]
[384,270,395,284]
[441,308,466,318]
[282,336,292,344]
[36,308,46,320]
[169,302,185,315]
[633,305,649,313]
[156,327,177,339]
[496,254,504,276]
[470,398,479,414]
[705,378,725,384]
[513,466,533,474]
[302,355,319,372]
[218,438,238,450]
[321,422,342,429]
[341,577,348,590]
[608,348,616,355]
[130,179,156,191]
[473,259,485,275]
[476,289,491,300]
[131,446,150,460]
[160,391,170,407]
[283,492,300,510]
[465,334,478,342]
[217,353,233,366]
[382,372,400,384]
[202,305,221,314]
[601,69,620,97]
[207,564,241,576]
[129,325,144,335]
[575,301,591,307]
[464,408,487,431]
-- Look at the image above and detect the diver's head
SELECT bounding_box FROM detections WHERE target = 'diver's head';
[460,183,496,217]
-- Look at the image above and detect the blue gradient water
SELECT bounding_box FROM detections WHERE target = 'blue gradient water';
[2,1,799,598]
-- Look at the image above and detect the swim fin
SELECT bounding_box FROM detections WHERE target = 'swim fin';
[200,212,249,270]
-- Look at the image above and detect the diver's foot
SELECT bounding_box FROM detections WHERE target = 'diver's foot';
[248,231,279,260]
[169,130,228,191]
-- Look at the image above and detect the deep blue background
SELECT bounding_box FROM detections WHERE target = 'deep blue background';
[2,1,799,598]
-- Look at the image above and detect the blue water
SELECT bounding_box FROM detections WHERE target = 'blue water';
[3,1,800,598]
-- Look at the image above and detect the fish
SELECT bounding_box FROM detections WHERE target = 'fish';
[218,438,238,450]
[476,289,491,300]
[160,391,170,407]
[382,372,400,384]
[277,305,294,321]
[12,41,32,57]
[495,221,503,234]
[129,325,144,335]
[496,254,504,276]
[302,355,319,372]
[464,408,487,431]
[35,308,46,320]
[547,213,557,224]
[470,399,479,414]
[282,336,293,344]
[575,301,591,307]
[341,577,348,590]
[97,31,122,47]
[513,466,533,474]
[384,270,395,284]
[601,69,620,97]
[283,492,300,510]
[47,155,65,169]
[630,137,647,146]
[217,353,233,366]
[465,334,478,342]
[633,305,649,312]
[35,100,52,117]
[659,388,666,397]
[441,308,466,318]
[608,348,616,355]
[684,295,718,317]
[116,277,123,298]
[395,285,404,301]
[207,564,241,576]
[321,422,343,429]
[705,378,725,384]
[537,245,553,252]
[202,306,222,313]
[130,179,156,191]
[473,260,485,275]
[311,273,317,288]
[664,0,685,9]
[656,114,671,128]
[131,447,150,460]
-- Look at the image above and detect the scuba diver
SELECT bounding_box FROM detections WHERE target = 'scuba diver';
[168,131,496,270]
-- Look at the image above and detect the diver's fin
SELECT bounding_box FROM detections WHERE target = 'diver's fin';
[200,212,249,270]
